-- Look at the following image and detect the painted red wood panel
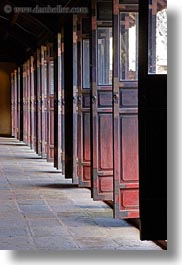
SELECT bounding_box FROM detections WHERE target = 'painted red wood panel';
[77,16,91,188]
[54,33,64,171]
[91,0,113,201]
[72,15,79,184]
[11,73,15,137]
[113,0,139,218]
[23,63,28,144]
[46,43,54,162]
[36,49,42,156]
[30,56,35,150]
[40,46,47,158]
[27,60,31,147]
[14,70,18,139]
[17,67,21,140]
[61,31,65,174]
[33,57,37,153]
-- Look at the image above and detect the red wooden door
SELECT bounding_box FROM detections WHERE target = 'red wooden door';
[13,70,18,139]
[11,72,16,137]
[17,67,21,140]
[11,73,14,137]
[77,16,91,187]
[60,30,65,174]
[113,0,139,218]
[23,63,28,144]
[54,33,65,171]
[27,60,31,147]
[33,56,37,153]
[40,46,47,158]
[30,56,35,150]
[47,43,54,162]
[72,15,78,184]
[91,0,113,201]
[11,73,13,136]
[36,49,42,156]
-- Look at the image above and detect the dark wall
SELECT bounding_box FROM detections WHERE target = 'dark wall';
[0,62,16,136]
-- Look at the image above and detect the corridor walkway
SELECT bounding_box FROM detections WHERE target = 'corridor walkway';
[0,137,161,250]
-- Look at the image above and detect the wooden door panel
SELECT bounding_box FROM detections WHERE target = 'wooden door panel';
[49,97,54,159]
[11,72,16,137]
[36,49,42,156]
[27,60,31,147]
[98,113,113,171]
[83,112,91,162]
[121,115,138,181]
[113,1,139,218]
[54,33,65,172]
[30,56,35,150]
[17,68,21,140]
[77,16,91,187]
[23,64,28,144]
[98,91,112,107]
[120,89,138,107]
[47,44,54,162]
[61,35,65,174]
[91,0,113,200]
[13,71,18,138]
[40,46,47,159]
[72,15,78,184]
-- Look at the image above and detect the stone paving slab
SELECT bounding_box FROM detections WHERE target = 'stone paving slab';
[0,137,162,250]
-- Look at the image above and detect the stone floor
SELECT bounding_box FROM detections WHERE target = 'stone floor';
[0,137,161,250]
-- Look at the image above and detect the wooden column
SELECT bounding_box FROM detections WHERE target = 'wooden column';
[138,0,167,240]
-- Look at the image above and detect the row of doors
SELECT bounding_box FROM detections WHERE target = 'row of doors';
[11,45,55,162]
[10,0,167,240]
[11,0,140,220]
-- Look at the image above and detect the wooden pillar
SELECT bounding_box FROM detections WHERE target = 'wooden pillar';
[138,0,167,240]
[64,16,74,179]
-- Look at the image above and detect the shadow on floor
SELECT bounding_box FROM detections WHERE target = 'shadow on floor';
[0,143,27,146]
[34,183,78,189]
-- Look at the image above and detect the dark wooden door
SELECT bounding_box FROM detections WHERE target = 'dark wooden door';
[17,67,21,140]
[23,63,28,144]
[113,1,139,218]
[19,66,24,141]
[11,72,16,138]
[139,0,167,240]
[47,43,55,162]
[33,56,38,153]
[91,0,113,201]
[40,45,47,159]
[30,56,35,150]
[72,15,78,184]
[27,60,31,147]
[77,16,91,187]
[54,32,65,171]
[14,70,18,138]
[36,49,42,156]
[13,70,18,138]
